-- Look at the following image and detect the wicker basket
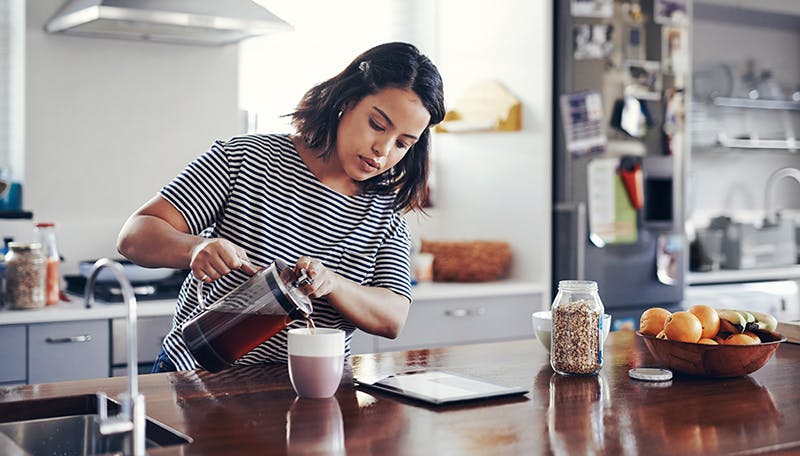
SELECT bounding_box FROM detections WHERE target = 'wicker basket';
[419,240,512,282]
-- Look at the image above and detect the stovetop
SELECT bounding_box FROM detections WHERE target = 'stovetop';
[65,270,188,303]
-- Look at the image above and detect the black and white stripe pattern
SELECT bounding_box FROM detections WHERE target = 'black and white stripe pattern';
[159,134,412,370]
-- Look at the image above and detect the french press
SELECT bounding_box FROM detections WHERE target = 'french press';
[182,258,313,372]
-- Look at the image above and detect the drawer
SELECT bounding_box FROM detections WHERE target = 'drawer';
[112,315,172,365]
[28,320,110,384]
[377,293,541,352]
[0,325,26,384]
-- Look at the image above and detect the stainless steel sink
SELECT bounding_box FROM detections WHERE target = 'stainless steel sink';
[0,394,191,455]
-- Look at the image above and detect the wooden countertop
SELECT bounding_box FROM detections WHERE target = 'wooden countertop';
[1,331,798,455]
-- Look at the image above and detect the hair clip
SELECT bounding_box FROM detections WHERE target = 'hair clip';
[359,61,370,73]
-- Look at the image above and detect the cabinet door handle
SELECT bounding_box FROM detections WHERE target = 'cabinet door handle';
[46,335,92,344]
[444,308,486,318]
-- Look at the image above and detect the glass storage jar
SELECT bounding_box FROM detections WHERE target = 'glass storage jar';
[33,222,61,305]
[550,280,604,375]
[5,242,46,310]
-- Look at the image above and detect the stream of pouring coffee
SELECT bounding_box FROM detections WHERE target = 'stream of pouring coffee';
[293,269,316,334]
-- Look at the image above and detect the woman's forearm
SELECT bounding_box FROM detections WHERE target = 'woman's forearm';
[326,277,410,339]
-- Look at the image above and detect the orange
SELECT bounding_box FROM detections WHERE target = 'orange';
[697,338,718,345]
[743,331,762,343]
[688,305,721,339]
[663,311,703,343]
[640,307,672,336]
[725,333,759,345]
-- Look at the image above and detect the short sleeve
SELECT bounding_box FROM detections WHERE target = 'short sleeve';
[371,214,412,303]
[159,140,231,235]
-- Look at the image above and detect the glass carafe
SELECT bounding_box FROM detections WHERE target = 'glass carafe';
[182,258,313,372]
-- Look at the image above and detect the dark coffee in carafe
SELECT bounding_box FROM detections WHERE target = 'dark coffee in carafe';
[181,259,313,372]
[183,310,293,372]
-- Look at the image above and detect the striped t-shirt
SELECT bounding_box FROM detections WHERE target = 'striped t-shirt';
[159,134,413,370]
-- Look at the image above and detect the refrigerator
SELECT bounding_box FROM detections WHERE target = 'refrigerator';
[552,0,691,330]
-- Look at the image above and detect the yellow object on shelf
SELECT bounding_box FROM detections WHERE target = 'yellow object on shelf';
[435,80,522,133]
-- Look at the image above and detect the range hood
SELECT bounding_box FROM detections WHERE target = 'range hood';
[44,0,292,46]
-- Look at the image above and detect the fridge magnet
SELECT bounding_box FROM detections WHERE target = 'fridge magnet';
[587,158,638,247]
[623,24,645,62]
[624,61,662,101]
[570,0,613,18]
[663,88,685,156]
[662,27,688,83]
[559,91,607,158]
[610,95,654,138]
[654,0,688,26]
[573,23,615,60]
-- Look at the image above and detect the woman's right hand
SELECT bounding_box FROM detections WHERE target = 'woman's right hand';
[189,238,257,283]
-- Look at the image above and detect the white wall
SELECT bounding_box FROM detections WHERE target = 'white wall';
[12,0,553,291]
[406,0,552,286]
[22,0,240,273]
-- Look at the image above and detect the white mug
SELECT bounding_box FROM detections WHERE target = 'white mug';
[288,328,345,398]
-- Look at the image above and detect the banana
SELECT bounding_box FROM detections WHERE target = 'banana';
[716,309,746,333]
[747,310,778,332]
[740,311,755,324]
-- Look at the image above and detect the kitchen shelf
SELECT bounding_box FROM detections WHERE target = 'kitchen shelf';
[0,210,33,219]
[717,133,798,151]
[703,97,800,151]
[713,97,800,111]
[688,265,800,285]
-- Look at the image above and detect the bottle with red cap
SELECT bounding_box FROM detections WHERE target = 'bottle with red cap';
[33,222,61,305]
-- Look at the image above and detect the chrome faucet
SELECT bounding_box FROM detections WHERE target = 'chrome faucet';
[85,258,145,456]
[765,167,800,225]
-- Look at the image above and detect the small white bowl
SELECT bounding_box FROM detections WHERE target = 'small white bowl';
[531,311,612,352]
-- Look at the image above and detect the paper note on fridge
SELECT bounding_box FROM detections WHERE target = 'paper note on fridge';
[587,158,637,246]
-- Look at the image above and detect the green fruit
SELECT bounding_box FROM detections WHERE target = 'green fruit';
[717,309,747,332]
[739,310,756,324]
[748,310,778,332]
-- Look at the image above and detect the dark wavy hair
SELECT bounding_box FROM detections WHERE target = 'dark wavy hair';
[290,42,445,213]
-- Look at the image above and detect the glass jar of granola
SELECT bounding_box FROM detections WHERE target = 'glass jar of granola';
[5,242,46,310]
[550,280,604,375]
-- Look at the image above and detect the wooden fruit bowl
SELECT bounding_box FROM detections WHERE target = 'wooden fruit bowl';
[636,330,786,378]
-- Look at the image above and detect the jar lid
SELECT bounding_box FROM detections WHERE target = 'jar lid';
[558,280,598,292]
[8,242,42,251]
[628,367,673,382]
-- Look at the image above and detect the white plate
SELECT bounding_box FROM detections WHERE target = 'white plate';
[79,260,175,283]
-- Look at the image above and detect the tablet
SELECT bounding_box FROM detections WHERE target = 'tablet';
[354,370,528,405]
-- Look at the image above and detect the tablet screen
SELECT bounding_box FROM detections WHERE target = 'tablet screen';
[355,370,528,405]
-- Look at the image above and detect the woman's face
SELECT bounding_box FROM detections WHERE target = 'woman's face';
[336,87,431,182]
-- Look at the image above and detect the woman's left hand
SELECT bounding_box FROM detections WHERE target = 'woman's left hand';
[294,256,340,298]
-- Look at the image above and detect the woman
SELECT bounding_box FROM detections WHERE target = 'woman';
[117,42,445,372]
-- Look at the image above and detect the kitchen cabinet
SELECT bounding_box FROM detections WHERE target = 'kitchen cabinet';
[0,325,26,385]
[111,315,172,376]
[27,320,109,384]
[0,299,176,384]
[350,284,543,354]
